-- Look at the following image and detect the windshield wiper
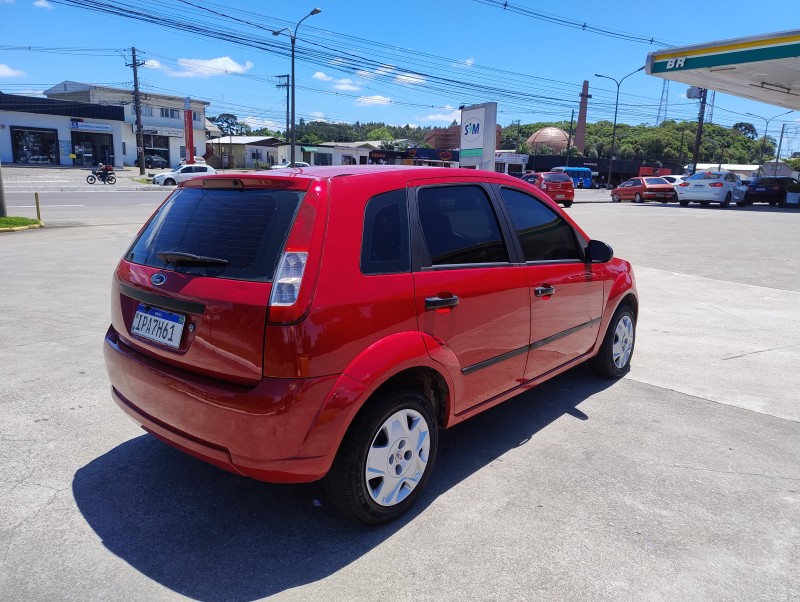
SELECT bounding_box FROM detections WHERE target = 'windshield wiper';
[157,251,229,266]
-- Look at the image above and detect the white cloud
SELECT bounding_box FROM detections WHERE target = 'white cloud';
[395,73,425,86]
[240,116,282,130]
[0,64,25,77]
[454,58,474,69]
[334,78,360,91]
[356,95,391,107]
[146,56,253,78]
[11,89,44,96]
[33,0,52,8]
[415,106,460,123]
[313,71,333,82]
[308,112,327,121]
[356,65,396,80]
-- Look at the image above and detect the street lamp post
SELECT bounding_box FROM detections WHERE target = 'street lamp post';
[746,109,793,172]
[595,66,644,188]
[273,8,321,167]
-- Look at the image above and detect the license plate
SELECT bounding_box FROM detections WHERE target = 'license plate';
[555,194,565,199]
[656,192,669,197]
[755,187,765,192]
[131,303,186,349]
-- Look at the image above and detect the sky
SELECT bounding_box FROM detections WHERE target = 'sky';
[1,0,799,154]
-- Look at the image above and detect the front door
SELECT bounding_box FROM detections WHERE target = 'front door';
[412,183,531,414]
[498,187,605,379]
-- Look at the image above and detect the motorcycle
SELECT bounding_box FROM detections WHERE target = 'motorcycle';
[87,168,116,185]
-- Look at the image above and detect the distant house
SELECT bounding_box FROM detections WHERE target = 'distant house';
[207,136,283,169]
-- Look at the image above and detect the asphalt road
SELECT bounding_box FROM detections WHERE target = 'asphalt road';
[1,188,798,601]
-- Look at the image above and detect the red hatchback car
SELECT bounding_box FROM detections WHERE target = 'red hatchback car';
[104,166,638,524]
[522,171,575,207]
[610,176,677,203]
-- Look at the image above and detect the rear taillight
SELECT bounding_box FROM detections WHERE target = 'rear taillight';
[679,182,690,187]
[709,182,724,187]
[269,252,308,306]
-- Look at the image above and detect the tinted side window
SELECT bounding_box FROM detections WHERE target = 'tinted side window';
[417,185,509,266]
[361,189,410,275]
[501,188,582,262]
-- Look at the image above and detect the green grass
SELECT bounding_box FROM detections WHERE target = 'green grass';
[0,216,41,229]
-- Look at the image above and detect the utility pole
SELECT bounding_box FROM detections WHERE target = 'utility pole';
[774,123,786,175]
[276,75,290,141]
[127,47,146,176]
[678,128,686,173]
[0,159,7,218]
[691,89,708,174]
[565,109,575,167]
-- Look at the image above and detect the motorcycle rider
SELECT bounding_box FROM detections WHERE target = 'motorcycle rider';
[96,163,113,183]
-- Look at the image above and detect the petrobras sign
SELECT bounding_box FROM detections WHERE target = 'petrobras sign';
[459,102,497,170]
[70,120,112,132]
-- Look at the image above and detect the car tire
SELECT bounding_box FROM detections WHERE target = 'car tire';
[324,388,439,525]
[634,193,642,203]
[736,200,747,207]
[591,305,635,379]
[679,200,689,207]
[721,192,731,208]
[562,200,573,208]
[768,200,778,207]
[163,178,176,186]
[611,194,620,203]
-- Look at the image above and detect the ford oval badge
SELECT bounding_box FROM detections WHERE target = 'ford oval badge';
[150,273,167,286]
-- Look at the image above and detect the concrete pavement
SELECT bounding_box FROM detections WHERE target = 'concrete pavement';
[0,189,798,601]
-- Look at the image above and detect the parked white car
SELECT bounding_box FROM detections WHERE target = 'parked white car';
[153,164,216,186]
[661,175,688,186]
[272,161,311,168]
[676,170,747,207]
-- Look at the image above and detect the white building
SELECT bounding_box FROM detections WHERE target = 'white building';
[0,92,125,167]
[44,81,209,168]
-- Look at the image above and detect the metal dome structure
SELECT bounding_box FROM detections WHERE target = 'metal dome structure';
[526,127,569,153]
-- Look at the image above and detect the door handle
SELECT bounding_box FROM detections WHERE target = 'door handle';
[425,295,459,311]
[534,285,556,297]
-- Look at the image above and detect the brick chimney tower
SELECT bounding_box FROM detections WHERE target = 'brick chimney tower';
[575,80,592,153]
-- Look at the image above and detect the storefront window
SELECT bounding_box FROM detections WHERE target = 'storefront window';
[11,127,59,165]
[313,153,332,166]
[143,134,169,164]
[71,131,114,166]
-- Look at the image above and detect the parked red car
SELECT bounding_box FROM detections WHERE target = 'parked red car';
[610,177,677,203]
[522,171,575,207]
[104,166,638,524]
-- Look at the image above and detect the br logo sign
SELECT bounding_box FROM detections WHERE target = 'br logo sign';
[463,118,483,143]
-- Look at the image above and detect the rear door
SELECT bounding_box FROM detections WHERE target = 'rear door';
[410,181,530,414]
[497,186,604,379]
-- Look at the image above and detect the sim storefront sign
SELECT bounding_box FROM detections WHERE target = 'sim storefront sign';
[459,102,497,170]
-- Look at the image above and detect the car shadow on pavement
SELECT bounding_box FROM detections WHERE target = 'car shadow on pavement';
[72,364,617,601]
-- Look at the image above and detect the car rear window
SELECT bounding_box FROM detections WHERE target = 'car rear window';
[754,178,781,185]
[125,187,303,282]
[645,177,669,185]
[688,172,722,180]
[543,173,571,183]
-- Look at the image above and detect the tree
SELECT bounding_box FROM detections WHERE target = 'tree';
[209,113,242,135]
[366,126,394,141]
[732,122,758,140]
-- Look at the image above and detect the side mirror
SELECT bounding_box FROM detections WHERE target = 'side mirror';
[585,240,614,263]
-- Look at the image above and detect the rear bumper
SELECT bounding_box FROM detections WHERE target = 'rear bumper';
[104,326,341,483]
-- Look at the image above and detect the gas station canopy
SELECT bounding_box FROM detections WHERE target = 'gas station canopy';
[646,30,800,111]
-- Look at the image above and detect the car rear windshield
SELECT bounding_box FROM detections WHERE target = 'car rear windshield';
[124,187,303,282]
[543,173,571,182]
[688,172,722,180]
[645,177,669,185]
[753,177,783,185]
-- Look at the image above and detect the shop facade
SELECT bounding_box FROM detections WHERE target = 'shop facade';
[0,94,125,166]
[44,81,209,167]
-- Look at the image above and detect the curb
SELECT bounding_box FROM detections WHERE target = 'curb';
[0,223,45,232]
